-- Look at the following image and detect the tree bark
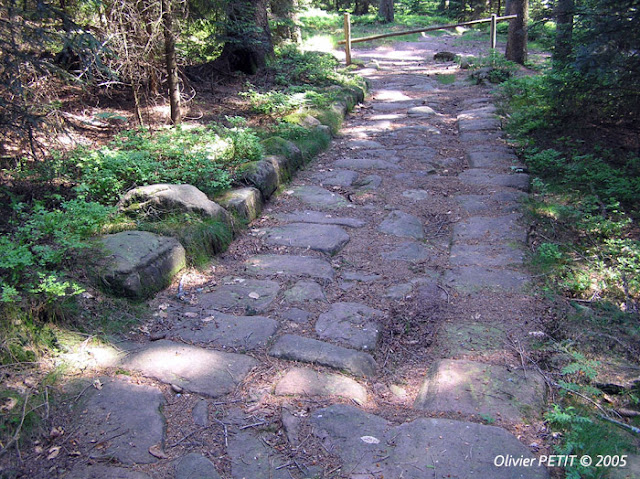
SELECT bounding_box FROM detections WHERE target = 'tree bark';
[505,0,528,64]
[215,0,274,75]
[354,0,372,15]
[270,0,302,44]
[161,0,181,124]
[553,0,574,65]
[379,0,394,22]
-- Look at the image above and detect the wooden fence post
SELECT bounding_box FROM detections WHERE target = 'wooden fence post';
[344,13,352,65]
[490,14,497,49]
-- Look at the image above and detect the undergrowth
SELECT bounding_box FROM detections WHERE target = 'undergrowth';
[500,69,640,477]
[0,42,364,456]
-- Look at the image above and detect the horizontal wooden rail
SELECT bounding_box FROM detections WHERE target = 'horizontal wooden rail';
[338,15,517,45]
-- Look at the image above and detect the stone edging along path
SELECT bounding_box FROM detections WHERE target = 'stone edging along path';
[94,87,365,299]
[34,43,571,479]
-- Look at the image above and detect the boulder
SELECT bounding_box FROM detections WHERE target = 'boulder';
[97,231,186,299]
[261,136,304,170]
[238,159,279,200]
[118,184,231,225]
[434,51,457,62]
[216,187,262,223]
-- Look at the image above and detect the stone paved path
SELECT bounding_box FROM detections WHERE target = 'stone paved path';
[50,41,560,479]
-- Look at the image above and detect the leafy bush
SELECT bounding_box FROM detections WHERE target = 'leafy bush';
[271,45,343,86]
[0,198,114,304]
[70,124,263,204]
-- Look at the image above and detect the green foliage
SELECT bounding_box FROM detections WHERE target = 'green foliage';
[466,50,519,84]
[271,45,343,86]
[265,121,331,160]
[70,124,263,204]
[545,405,632,479]
[0,197,114,305]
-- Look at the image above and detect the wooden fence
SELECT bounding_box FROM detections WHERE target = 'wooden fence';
[340,13,518,65]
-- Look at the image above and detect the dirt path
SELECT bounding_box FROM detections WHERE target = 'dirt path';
[25,38,556,479]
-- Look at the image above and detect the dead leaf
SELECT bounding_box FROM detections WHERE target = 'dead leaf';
[93,379,103,390]
[148,444,167,459]
[158,303,169,310]
[183,312,198,318]
[202,316,215,322]
[47,446,61,460]
[248,292,260,299]
[49,426,65,438]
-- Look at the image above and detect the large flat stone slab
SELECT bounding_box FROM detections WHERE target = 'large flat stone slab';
[450,243,524,267]
[415,359,546,422]
[228,430,289,479]
[402,189,430,201]
[277,210,366,228]
[334,158,400,170]
[291,185,349,209]
[407,105,438,117]
[245,254,334,281]
[97,231,186,299]
[442,321,508,355]
[199,278,280,313]
[458,117,501,133]
[459,168,530,191]
[456,191,526,214]
[465,149,520,169]
[284,280,326,302]
[264,223,350,255]
[66,465,153,479]
[311,404,550,479]
[313,169,359,187]
[453,214,527,244]
[382,241,431,262]
[169,311,278,351]
[74,377,164,465]
[315,302,383,351]
[353,174,383,190]
[120,340,257,397]
[444,265,529,292]
[458,105,497,120]
[378,210,425,239]
[346,139,385,149]
[275,367,367,403]
[269,334,377,377]
[175,453,222,479]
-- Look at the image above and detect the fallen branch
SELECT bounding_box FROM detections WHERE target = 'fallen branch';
[598,414,640,435]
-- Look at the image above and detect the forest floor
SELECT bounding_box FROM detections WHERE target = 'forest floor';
[3,32,637,479]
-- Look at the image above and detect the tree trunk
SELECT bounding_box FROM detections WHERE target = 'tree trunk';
[379,0,394,22]
[216,0,274,75]
[553,0,574,65]
[270,0,302,44]
[354,0,371,15]
[505,0,528,64]
[161,0,181,124]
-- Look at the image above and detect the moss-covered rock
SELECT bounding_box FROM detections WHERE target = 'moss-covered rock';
[96,231,186,299]
[261,137,304,170]
[118,184,231,226]
[238,159,279,199]
[216,187,263,223]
